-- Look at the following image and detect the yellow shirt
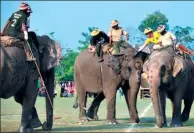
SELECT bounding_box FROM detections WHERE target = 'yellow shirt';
[144,31,161,45]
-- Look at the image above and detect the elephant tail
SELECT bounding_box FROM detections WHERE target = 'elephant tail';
[73,95,78,109]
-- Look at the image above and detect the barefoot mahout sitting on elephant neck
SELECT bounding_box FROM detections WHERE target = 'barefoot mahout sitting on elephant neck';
[74,44,150,124]
[0,35,62,132]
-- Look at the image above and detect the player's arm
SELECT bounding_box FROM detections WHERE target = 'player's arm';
[143,39,150,46]
[108,28,112,44]
[169,32,177,45]
[21,15,28,40]
[122,29,129,40]
[101,31,110,43]
[138,39,150,51]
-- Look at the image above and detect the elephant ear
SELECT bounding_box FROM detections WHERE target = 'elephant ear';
[172,57,184,77]
[37,35,62,72]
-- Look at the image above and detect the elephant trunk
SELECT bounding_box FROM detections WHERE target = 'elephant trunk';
[149,62,164,128]
[42,68,54,131]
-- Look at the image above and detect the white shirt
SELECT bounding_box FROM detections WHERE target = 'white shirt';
[160,32,176,46]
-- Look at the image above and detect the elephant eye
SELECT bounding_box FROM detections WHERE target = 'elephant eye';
[128,67,131,71]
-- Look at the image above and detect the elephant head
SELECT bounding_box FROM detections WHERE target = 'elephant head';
[120,46,150,80]
[37,35,62,72]
[36,35,62,130]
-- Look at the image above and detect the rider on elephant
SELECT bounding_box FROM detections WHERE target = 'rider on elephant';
[138,27,162,52]
[1,2,38,61]
[157,25,194,58]
[157,25,177,51]
[108,20,130,56]
[89,29,110,62]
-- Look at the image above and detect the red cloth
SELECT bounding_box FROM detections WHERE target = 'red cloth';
[179,44,193,55]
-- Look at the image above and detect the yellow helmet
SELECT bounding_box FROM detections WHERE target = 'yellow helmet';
[91,29,100,36]
[144,28,153,34]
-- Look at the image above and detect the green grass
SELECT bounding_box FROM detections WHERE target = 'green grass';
[1,85,194,132]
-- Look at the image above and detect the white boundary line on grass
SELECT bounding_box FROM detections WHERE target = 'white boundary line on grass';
[125,102,153,132]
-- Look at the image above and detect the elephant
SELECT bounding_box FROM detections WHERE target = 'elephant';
[73,44,150,124]
[0,34,62,132]
[142,46,194,128]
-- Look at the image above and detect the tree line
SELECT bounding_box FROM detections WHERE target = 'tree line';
[54,11,194,81]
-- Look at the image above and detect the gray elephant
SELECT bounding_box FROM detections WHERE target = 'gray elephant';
[74,44,150,124]
[0,34,62,132]
[143,46,194,128]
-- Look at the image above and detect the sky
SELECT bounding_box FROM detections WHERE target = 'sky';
[1,1,194,50]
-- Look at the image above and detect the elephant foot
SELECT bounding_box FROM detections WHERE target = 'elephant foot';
[18,125,34,133]
[154,123,167,128]
[170,120,183,127]
[129,117,140,124]
[42,121,52,131]
[30,118,42,128]
[73,103,78,109]
[93,115,99,121]
[163,122,168,127]
[181,114,189,122]
[105,119,118,125]
[79,116,89,122]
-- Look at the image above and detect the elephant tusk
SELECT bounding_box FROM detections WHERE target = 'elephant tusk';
[142,73,149,79]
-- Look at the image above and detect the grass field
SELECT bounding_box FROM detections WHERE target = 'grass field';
[1,85,194,132]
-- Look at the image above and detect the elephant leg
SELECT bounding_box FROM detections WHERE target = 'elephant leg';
[18,78,38,132]
[76,86,88,122]
[181,99,193,122]
[78,90,88,122]
[31,107,42,128]
[170,91,183,127]
[87,93,105,120]
[14,92,23,105]
[73,95,78,109]
[104,87,117,124]
[14,92,41,129]
[159,90,167,127]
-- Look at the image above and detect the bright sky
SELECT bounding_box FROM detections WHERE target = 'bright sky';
[1,1,194,50]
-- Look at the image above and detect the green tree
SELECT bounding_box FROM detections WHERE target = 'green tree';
[77,27,98,52]
[55,27,99,81]
[171,26,194,45]
[55,49,79,81]
[171,26,194,60]
[138,11,169,32]
[126,27,145,46]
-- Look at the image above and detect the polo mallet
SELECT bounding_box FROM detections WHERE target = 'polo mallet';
[26,40,61,120]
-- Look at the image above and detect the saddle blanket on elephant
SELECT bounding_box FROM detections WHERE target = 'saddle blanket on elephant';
[1,35,21,47]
